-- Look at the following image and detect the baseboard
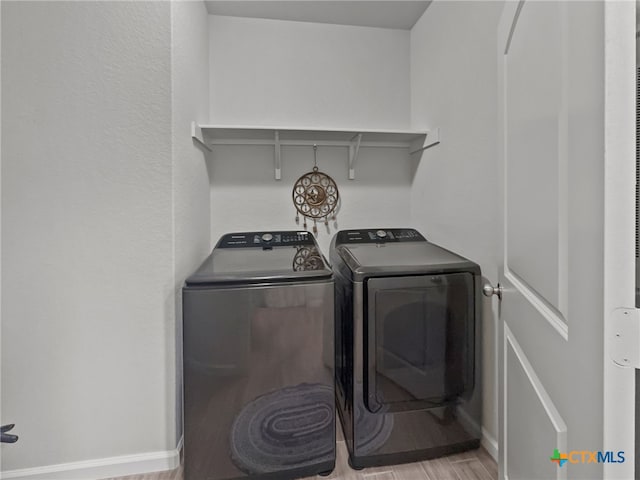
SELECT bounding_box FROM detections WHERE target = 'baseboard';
[481,427,499,461]
[0,438,183,480]
[176,435,184,463]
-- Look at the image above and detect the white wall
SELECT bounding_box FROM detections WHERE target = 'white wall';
[209,145,413,255]
[1,0,176,474]
[170,0,211,447]
[208,16,414,253]
[209,15,411,130]
[410,0,504,452]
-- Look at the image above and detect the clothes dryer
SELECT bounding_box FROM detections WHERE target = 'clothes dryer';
[330,228,481,469]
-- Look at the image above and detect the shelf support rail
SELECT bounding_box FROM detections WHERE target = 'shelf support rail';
[274,130,281,180]
[409,128,440,154]
[348,133,362,180]
[191,121,212,153]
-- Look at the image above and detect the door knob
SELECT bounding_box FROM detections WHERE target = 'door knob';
[483,283,503,300]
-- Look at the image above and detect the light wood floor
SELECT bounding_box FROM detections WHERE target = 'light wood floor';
[106,439,497,480]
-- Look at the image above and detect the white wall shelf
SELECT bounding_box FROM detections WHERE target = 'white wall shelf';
[191,122,440,180]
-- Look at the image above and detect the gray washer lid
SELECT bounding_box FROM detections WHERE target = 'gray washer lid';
[336,242,480,279]
[186,245,332,286]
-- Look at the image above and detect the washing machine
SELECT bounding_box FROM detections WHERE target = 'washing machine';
[330,228,482,469]
[182,231,335,480]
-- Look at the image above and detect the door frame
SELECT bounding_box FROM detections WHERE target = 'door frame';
[497,2,636,479]
[603,2,636,480]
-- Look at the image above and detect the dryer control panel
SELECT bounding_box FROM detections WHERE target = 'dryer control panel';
[217,231,317,248]
[335,228,426,245]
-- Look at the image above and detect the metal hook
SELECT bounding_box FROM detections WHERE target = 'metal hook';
[313,144,318,169]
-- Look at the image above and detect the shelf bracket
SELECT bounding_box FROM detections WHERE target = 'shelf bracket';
[191,121,212,152]
[409,127,440,154]
[348,133,362,180]
[274,130,281,180]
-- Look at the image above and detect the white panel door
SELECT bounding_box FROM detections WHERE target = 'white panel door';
[497,2,635,479]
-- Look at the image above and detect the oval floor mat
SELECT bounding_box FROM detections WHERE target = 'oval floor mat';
[230,383,335,474]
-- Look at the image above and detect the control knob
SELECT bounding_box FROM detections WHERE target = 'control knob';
[261,233,273,242]
[376,230,387,239]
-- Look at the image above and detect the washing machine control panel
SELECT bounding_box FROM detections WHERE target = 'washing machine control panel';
[217,231,317,248]
[335,228,426,245]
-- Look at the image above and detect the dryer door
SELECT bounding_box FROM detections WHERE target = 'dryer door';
[364,273,475,413]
